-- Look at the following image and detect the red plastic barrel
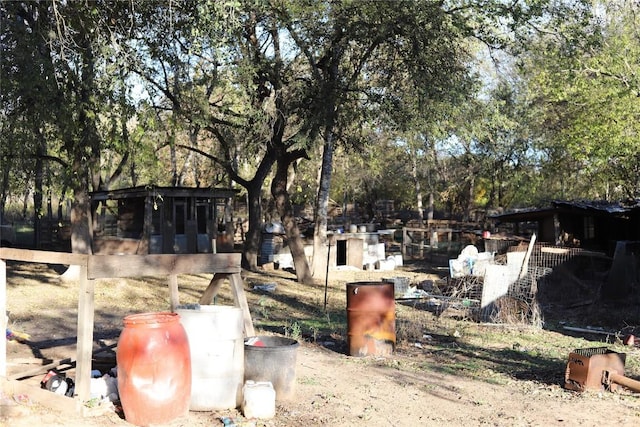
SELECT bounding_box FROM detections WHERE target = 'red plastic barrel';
[117,312,191,426]
[346,282,396,356]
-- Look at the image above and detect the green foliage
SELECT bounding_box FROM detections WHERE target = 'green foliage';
[519,0,640,200]
[4,0,634,235]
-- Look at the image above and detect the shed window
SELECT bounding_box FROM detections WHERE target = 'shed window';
[583,216,595,240]
[196,203,209,234]
[175,200,187,235]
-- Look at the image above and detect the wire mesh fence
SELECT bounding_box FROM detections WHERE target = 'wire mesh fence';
[485,243,609,326]
[403,242,612,327]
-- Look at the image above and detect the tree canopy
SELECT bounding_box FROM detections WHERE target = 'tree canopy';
[4,0,637,272]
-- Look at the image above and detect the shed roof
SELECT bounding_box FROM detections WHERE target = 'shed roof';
[90,185,238,201]
[492,199,640,222]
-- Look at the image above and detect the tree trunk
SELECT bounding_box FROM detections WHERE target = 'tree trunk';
[311,35,342,279]
[427,192,434,221]
[242,182,262,270]
[240,150,277,271]
[465,174,474,222]
[62,28,99,280]
[33,126,46,248]
[272,152,313,284]
[60,166,93,282]
[311,132,334,278]
[0,159,9,220]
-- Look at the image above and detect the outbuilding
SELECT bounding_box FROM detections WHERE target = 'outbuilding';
[491,199,640,254]
[90,186,238,254]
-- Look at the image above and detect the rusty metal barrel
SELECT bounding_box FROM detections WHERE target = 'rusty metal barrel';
[346,282,396,356]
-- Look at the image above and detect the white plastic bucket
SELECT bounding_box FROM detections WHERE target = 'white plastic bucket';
[175,305,244,410]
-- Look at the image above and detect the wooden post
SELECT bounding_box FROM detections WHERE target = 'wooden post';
[75,265,95,408]
[168,274,180,311]
[199,274,226,305]
[0,257,6,377]
[519,233,537,279]
[402,228,407,258]
[229,274,255,337]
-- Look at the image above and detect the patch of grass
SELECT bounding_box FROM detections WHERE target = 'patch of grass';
[285,321,303,341]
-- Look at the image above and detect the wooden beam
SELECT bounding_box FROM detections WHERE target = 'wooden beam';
[0,248,88,266]
[87,253,241,279]
[8,358,74,381]
[229,273,255,337]
[563,326,615,336]
[199,274,226,305]
[519,233,537,279]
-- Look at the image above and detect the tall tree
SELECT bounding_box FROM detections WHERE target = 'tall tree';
[276,1,473,277]
[130,1,318,279]
[2,1,141,265]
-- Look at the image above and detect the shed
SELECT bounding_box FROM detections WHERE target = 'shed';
[491,199,640,254]
[90,186,238,255]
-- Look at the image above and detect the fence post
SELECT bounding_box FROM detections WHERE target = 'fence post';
[75,264,95,409]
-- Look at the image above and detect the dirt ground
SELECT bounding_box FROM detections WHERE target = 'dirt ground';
[2,257,640,427]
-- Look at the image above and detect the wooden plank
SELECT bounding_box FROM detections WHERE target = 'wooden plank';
[540,246,569,254]
[75,266,95,408]
[168,274,180,311]
[519,233,536,279]
[199,274,226,305]
[8,344,117,381]
[8,358,74,381]
[0,247,88,266]
[87,253,241,279]
[0,257,6,377]
[229,273,255,337]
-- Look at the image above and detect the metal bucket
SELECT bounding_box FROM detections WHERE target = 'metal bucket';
[244,335,299,401]
[346,282,396,356]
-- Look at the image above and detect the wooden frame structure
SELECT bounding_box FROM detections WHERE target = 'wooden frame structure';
[0,248,254,414]
[91,186,238,255]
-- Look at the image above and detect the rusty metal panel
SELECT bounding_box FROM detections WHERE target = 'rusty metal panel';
[564,347,626,392]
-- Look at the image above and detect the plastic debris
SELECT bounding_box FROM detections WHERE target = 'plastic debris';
[242,380,276,419]
[41,371,68,395]
[246,337,265,347]
[6,328,30,342]
[13,394,32,406]
[90,374,119,402]
[253,283,276,292]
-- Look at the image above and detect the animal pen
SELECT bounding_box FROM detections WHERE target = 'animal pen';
[402,238,612,327]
